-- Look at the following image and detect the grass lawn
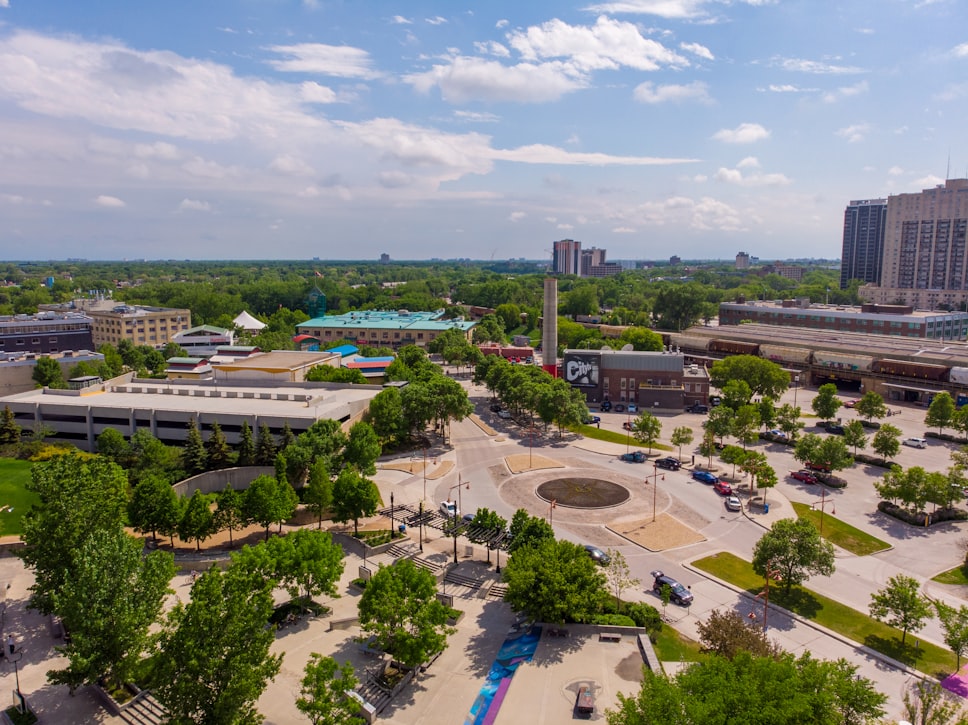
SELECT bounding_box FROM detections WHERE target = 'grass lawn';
[932,566,968,586]
[571,425,672,452]
[0,458,35,537]
[791,502,891,556]
[652,623,704,663]
[693,551,957,678]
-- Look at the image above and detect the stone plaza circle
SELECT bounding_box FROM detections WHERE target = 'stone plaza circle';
[535,477,630,509]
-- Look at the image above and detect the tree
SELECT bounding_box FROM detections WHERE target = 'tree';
[236,420,255,467]
[20,454,129,615]
[731,404,761,449]
[792,433,853,478]
[935,601,968,669]
[872,423,902,461]
[811,383,842,422]
[129,429,182,484]
[0,405,21,445]
[365,386,406,446]
[178,490,216,552]
[244,474,287,540]
[154,564,282,725]
[652,282,709,332]
[902,679,965,725]
[344,421,381,476]
[129,473,182,544]
[358,558,452,670]
[869,574,932,645]
[96,427,130,466]
[50,526,175,693]
[705,405,734,446]
[618,326,663,351]
[842,420,867,455]
[304,459,334,529]
[507,509,555,553]
[721,379,753,411]
[927,391,957,435]
[267,528,345,605]
[305,364,367,384]
[696,609,781,660]
[296,654,364,725]
[183,418,207,475]
[774,404,803,440]
[214,484,247,548]
[255,423,277,466]
[632,411,662,454]
[502,538,607,625]
[32,356,66,388]
[855,390,887,424]
[205,420,232,470]
[752,518,835,596]
[670,426,693,460]
[331,468,380,536]
[605,549,639,612]
[708,355,789,401]
[720,445,747,480]
[280,421,296,450]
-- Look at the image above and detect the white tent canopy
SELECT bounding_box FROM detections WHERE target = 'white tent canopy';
[233,310,266,332]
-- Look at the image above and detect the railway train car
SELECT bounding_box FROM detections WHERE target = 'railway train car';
[708,339,760,356]
[667,333,711,352]
[812,351,874,373]
[949,366,968,386]
[872,359,950,381]
[759,344,812,366]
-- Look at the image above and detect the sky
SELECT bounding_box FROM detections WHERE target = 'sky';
[0,1,965,262]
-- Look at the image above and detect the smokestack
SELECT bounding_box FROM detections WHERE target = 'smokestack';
[543,277,558,376]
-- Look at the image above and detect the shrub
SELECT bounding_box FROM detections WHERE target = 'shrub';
[877,500,968,527]
[853,453,893,469]
[625,602,663,635]
[590,614,636,626]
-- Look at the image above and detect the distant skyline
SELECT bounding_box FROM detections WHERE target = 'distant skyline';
[0,1,965,261]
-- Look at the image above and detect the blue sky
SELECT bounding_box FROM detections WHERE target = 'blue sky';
[0,0,965,262]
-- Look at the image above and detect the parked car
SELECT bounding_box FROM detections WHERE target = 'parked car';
[692,470,719,485]
[713,480,733,496]
[584,545,611,565]
[627,404,637,413]
[709,396,722,407]
[805,461,832,473]
[614,404,626,413]
[655,457,681,471]
[725,496,742,511]
[620,451,647,463]
[904,437,927,449]
[498,410,512,420]
[824,423,845,435]
[439,500,459,518]
[622,421,634,431]
[601,400,612,412]
[843,399,858,408]
[585,415,601,425]
[686,403,710,414]
[790,469,819,484]
[489,402,503,412]
[767,429,789,441]
[650,570,694,605]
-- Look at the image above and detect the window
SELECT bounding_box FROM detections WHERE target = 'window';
[620,378,627,390]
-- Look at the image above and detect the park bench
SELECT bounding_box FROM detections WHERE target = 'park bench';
[599,632,621,643]
[575,684,595,716]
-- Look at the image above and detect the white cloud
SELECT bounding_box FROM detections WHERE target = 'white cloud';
[953,43,968,58]
[915,174,944,187]
[300,81,338,104]
[737,156,759,168]
[0,0,10,7]
[269,155,315,176]
[405,57,586,103]
[453,110,500,123]
[582,0,710,20]
[888,166,904,176]
[936,83,968,102]
[822,80,868,103]
[612,226,635,233]
[265,43,381,79]
[377,171,413,188]
[679,42,713,60]
[508,211,527,222]
[178,198,211,212]
[391,15,412,25]
[302,0,319,8]
[692,174,708,182]
[134,141,180,160]
[566,133,580,145]
[508,16,688,73]
[835,122,871,143]
[634,80,711,104]
[557,223,574,231]
[763,84,815,93]
[1,193,23,204]
[491,143,698,166]
[856,27,875,35]
[713,164,791,186]
[95,195,125,208]
[425,16,448,25]
[712,122,770,144]
[496,19,509,28]
[774,57,866,74]
[474,41,511,58]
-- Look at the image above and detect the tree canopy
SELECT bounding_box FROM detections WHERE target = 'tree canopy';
[752,518,835,595]
[709,355,790,402]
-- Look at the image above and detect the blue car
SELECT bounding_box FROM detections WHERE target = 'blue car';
[692,470,719,485]
[620,451,647,463]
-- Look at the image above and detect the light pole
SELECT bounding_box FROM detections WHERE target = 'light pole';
[423,445,428,503]
[418,500,424,553]
[649,463,664,522]
[390,491,395,536]
[549,498,556,527]
[793,375,800,408]
[448,475,470,564]
[814,486,834,536]
[6,647,24,713]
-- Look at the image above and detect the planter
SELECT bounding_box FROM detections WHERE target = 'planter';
[93,682,141,716]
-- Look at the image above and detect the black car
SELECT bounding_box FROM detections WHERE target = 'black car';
[650,570,694,605]
[489,402,503,412]
[584,545,611,565]
[655,457,681,471]
[600,400,612,412]
[824,422,845,435]
[686,403,709,414]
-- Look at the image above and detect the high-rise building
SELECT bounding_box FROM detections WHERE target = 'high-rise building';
[552,239,581,275]
[580,247,605,276]
[860,179,968,308]
[840,198,887,289]
[735,252,750,269]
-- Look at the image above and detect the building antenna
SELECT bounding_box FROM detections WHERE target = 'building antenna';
[946,151,950,181]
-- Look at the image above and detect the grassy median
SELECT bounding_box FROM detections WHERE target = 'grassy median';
[791,502,891,556]
[693,551,956,677]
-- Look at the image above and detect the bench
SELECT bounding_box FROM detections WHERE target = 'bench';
[599,632,621,643]
[547,627,569,638]
[575,685,595,715]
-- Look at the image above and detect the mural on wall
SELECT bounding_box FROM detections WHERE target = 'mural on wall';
[563,353,599,387]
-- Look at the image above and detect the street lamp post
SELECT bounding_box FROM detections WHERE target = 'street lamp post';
[423,445,428,503]
[794,375,800,408]
[390,491,395,536]
[448,475,470,564]
[418,500,424,553]
[814,486,834,536]
[6,647,24,713]
[649,463,664,522]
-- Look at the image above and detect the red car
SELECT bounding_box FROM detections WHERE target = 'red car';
[790,469,819,484]
[713,480,733,496]
[622,421,634,431]
[843,399,857,408]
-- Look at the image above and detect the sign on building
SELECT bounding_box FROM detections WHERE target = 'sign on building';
[563,353,599,387]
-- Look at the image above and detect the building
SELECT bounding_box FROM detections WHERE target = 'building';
[297,310,476,350]
[669,256,681,265]
[0,349,104,397]
[233,311,266,334]
[0,311,93,355]
[735,252,751,270]
[552,239,582,276]
[860,179,968,307]
[212,350,340,383]
[580,247,605,276]
[72,300,191,348]
[718,299,968,340]
[171,325,234,357]
[840,198,887,289]
[772,265,804,283]
[562,349,709,410]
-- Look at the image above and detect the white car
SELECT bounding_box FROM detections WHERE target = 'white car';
[903,437,927,449]
[439,500,459,518]
[497,410,512,420]
[725,496,742,511]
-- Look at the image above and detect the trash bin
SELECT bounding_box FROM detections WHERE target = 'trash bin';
[398,524,407,533]
[763,503,770,514]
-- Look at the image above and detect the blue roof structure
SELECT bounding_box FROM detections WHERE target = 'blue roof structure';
[327,344,359,357]
[298,309,476,334]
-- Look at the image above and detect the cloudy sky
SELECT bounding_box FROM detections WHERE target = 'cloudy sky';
[0,1,965,261]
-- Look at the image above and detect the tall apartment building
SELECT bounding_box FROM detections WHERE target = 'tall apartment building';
[72,300,192,348]
[735,252,750,269]
[580,247,605,276]
[860,179,968,308]
[840,198,887,289]
[552,239,582,275]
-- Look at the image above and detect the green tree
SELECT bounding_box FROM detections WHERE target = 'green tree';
[792,433,853,478]
[752,518,835,596]
[670,426,693,461]
[935,601,968,669]
[214,484,247,548]
[358,558,452,670]
[96,427,131,466]
[344,421,381,476]
[50,526,175,692]
[304,459,334,529]
[20,454,129,615]
[618,326,663,351]
[236,420,255,467]
[205,420,232,470]
[812,383,842,422]
[731,404,761,450]
[774,404,803,440]
[705,405,734,446]
[331,468,380,536]
[854,390,887,424]
[244,474,289,540]
[721,379,753,411]
[266,528,345,605]
[696,609,781,660]
[280,421,296,450]
[872,423,902,461]
[154,564,282,725]
[708,355,790,402]
[869,574,932,645]
[183,418,207,475]
[507,509,555,553]
[32,356,66,388]
[129,472,182,544]
[842,419,867,455]
[305,364,367,384]
[365,387,406,446]
[255,423,277,466]
[178,490,216,552]
[927,391,956,435]
[605,549,639,613]
[632,411,662,454]
[296,654,364,725]
[129,429,182,484]
[652,282,709,331]
[0,405,21,445]
[502,538,607,625]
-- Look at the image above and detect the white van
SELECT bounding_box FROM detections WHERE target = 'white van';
[903,437,927,449]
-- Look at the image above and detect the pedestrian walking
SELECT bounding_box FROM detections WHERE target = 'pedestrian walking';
[7,634,14,655]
